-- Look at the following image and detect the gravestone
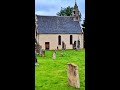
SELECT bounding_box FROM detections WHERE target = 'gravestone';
[62,41,66,50]
[60,49,64,56]
[73,40,80,50]
[73,41,76,49]
[67,63,80,88]
[40,49,42,56]
[38,45,42,55]
[40,49,45,57]
[41,49,45,57]
[53,51,56,60]
[76,40,80,50]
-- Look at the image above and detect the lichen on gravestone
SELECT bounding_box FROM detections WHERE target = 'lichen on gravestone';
[67,63,80,88]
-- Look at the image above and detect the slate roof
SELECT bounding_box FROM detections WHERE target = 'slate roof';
[36,15,82,34]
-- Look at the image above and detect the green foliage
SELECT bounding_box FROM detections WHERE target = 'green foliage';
[57,6,73,16]
[56,6,82,21]
[82,18,85,32]
[35,49,85,90]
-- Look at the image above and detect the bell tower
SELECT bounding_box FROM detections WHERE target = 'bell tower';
[72,0,80,21]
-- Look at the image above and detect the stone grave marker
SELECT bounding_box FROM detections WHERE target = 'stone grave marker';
[42,49,45,57]
[40,49,42,56]
[60,49,64,56]
[67,63,80,88]
[40,49,45,57]
[53,51,56,60]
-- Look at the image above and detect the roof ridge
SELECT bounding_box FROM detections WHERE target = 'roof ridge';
[57,16,73,17]
[36,15,74,18]
[36,15,57,17]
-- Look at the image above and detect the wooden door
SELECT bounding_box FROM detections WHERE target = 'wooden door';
[45,42,50,50]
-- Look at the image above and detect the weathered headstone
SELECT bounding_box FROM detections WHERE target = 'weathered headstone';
[60,50,64,56]
[62,41,66,50]
[76,40,80,50]
[77,40,80,49]
[41,49,45,57]
[67,63,80,88]
[40,49,45,57]
[73,41,76,49]
[40,49,42,56]
[53,51,56,60]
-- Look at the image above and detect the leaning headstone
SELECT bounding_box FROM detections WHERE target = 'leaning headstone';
[53,51,56,60]
[67,63,80,88]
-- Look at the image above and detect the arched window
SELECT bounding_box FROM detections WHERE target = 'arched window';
[58,35,61,45]
[70,35,73,44]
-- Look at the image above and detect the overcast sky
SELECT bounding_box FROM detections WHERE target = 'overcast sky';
[35,0,85,23]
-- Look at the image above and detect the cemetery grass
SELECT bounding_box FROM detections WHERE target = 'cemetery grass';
[35,49,85,90]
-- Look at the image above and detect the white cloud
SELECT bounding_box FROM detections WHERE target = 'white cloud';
[35,0,85,22]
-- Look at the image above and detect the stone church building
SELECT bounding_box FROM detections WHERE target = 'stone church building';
[35,2,84,50]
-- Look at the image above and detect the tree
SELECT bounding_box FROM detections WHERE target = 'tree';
[82,18,85,32]
[57,6,73,16]
[56,6,81,21]
[81,18,85,48]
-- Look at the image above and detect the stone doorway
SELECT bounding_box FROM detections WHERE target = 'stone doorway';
[45,42,50,50]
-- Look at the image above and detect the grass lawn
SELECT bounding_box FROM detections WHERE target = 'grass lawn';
[35,49,85,90]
